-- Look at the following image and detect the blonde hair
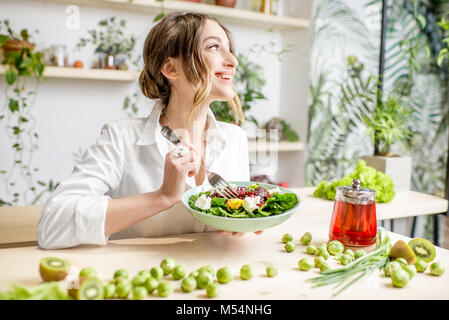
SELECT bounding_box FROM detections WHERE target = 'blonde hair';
[139,12,244,123]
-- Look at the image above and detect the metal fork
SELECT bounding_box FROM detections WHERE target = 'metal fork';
[206,171,239,199]
[161,125,239,199]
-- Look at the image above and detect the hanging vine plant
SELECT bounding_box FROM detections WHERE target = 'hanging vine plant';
[0,20,55,206]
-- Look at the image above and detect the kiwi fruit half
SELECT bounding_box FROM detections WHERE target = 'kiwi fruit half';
[69,277,104,300]
[39,257,71,282]
[390,240,417,265]
[408,238,436,263]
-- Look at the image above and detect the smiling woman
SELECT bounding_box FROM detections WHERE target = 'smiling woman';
[36,12,255,249]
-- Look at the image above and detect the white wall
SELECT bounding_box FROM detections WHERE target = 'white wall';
[0,0,311,205]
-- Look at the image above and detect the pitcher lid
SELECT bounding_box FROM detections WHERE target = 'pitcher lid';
[337,178,375,200]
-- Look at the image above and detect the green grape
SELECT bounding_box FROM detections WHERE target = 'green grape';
[315,246,330,260]
[79,267,97,278]
[104,283,116,299]
[285,241,295,253]
[196,271,213,289]
[197,265,214,276]
[266,265,278,278]
[391,269,409,288]
[319,262,331,272]
[282,233,293,243]
[157,281,173,297]
[385,261,402,277]
[171,265,186,280]
[306,245,316,255]
[354,249,366,259]
[314,256,325,268]
[300,232,312,245]
[344,249,354,258]
[116,281,132,299]
[298,258,313,271]
[181,277,197,293]
[216,267,233,284]
[132,286,148,300]
[160,258,176,276]
[144,277,159,294]
[150,266,164,280]
[113,269,129,279]
[327,241,344,256]
[137,270,151,282]
[240,265,254,280]
[114,276,129,286]
[415,259,428,273]
[339,254,353,265]
[402,264,416,279]
[206,282,220,298]
[430,262,445,276]
[132,275,147,287]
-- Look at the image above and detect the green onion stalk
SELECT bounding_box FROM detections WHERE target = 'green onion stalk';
[308,230,391,297]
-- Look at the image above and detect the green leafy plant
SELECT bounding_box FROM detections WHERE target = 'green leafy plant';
[122,54,143,117]
[263,117,300,142]
[279,119,300,142]
[76,16,136,59]
[0,20,56,206]
[153,0,166,23]
[363,95,413,156]
[0,20,44,83]
[313,159,395,203]
[437,12,449,66]
[341,55,414,157]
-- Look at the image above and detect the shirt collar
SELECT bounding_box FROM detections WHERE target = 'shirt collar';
[136,100,164,146]
[136,101,227,162]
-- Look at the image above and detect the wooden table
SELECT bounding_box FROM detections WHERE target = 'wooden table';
[1,187,447,246]
[1,219,448,300]
[1,187,448,299]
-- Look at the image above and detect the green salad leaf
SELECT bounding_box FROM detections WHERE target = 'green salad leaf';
[258,193,298,215]
[313,160,395,203]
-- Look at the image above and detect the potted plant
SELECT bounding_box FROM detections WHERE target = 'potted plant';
[264,117,300,142]
[76,16,136,70]
[361,95,414,191]
[339,55,415,192]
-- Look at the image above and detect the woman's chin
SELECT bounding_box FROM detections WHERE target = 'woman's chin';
[211,91,235,102]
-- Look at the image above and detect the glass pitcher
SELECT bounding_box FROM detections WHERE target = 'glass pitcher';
[328,179,377,247]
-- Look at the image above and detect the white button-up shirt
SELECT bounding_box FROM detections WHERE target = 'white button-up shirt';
[36,101,250,249]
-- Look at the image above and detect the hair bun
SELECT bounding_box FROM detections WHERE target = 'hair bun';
[139,68,170,106]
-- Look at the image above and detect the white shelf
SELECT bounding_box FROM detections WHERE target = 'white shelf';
[248,139,304,153]
[38,0,310,30]
[0,65,139,82]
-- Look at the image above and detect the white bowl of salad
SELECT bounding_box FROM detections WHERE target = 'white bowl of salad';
[182,181,300,233]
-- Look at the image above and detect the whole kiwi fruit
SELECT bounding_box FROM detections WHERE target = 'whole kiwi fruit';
[39,257,71,282]
[68,277,104,300]
[390,240,417,264]
[408,238,436,263]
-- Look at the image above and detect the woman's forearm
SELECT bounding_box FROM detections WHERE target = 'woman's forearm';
[104,190,174,236]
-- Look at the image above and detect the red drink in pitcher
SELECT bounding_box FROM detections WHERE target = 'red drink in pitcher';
[328,179,377,247]
[329,199,377,246]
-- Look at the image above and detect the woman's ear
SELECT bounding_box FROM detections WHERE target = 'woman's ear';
[161,57,181,80]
